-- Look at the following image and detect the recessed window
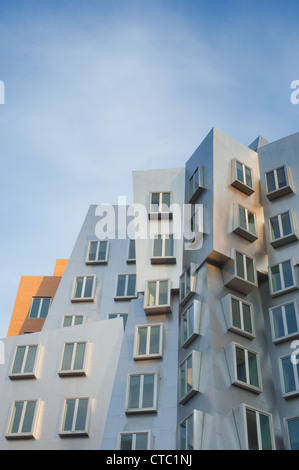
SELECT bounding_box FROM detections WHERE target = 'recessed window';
[86,240,109,264]
[150,192,171,214]
[10,345,39,379]
[63,315,84,327]
[269,211,298,247]
[72,276,96,302]
[270,301,299,342]
[245,406,274,450]
[6,400,39,439]
[179,264,196,305]
[59,342,88,376]
[286,416,299,450]
[134,324,163,360]
[119,431,152,450]
[115,274,136,299]
[181,300,202,347]
[127,239,136,263]
[265,165,293,200]
[231,159,254,195]
[144,280,171,314]
[126,373,157,413]
[269,260,297,297]
[151,235,175,264]
[29,297,51,318]
[179,351,202,404]
[233,204,257,242]
[280,355,299,397]
[108,313,128,328]
[234,344,261,392]
[59,398,91,437]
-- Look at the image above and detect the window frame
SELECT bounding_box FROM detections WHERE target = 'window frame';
[268,210,298,248]
[59,341,88,377]
[269,259,298,297]
[134,323,163,360]
[269,301,299,343]
[144,279,171,314]
[118,431,153,450]
[108,313,128,328]
[279,354,299,398]
[86,240,109,265]
[71,275,96,302]
[125,373,158,414]
[188,166,204,203]
[231,342,262,393]
[227,294,255,339]
[149,191,172,216]
[29,297,51,319]
[285,416,299,450]
[244,404,275,450]
[265,164,293,200]
[233,203,258,242]
[114,273,137,300]
[179,350,202,404]
[179,264,196,306]
[231,158,254,195]
[9,344,39,380]
[59,397,91,437]
[181,300,202,348]
[5,399,40,440]
[62,314,85,327]
[151,234,176,264]
[127,239,136,264]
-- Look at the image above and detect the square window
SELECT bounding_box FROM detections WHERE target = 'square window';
[224,295,255,338]
[233,204,258,242]
[151,235,175,264]
[149,192,172,219]
[269,211,298,247]
[59,342,88,376]
[270,301,299,342]
[115,274,136,299]
[6,400,39,439]
[224,250,257,295]
[265,165,293,200]
[86,240,109,264]
[134,324,163,360]
[119,431,152,450]
[29,297,51,318]
[269,260,298,297]
[72,276,96,302]
[144,280,171,313]
[59,398,91,437]
[126,373,158,413]
[10,345,39,379]
[231,159,254,195]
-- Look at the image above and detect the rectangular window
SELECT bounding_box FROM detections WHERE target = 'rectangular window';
[245,407,274,450]
[126,373,157,413]
[59,398,91,437]
[181,300,202,347]
[144,280,171,313]
[108,313,128,328]
[179,265,196,305]
[179,351,202,404]
[286,417,299,450]
[280,355,299,397]
[29,297,51,318]
[115,274,136,299]
[119,431,152,450]
[59,342,88,376]
[230,296,254,338]
[6,400,39,439]
[233,204,257,242]
[151,235,175,264]
[231,159,254,195]
[72,276,96,302]
[224,250,257,294]
[265,165,293,200]
[269,260,297,297]
[180,413,194,450]
[234,344,261,392]
[10,345,38,379]
[86,240,109,264]
[269,211,298,247]
[127,239,136,263]
[134,324,163,360]
[150,192,171,214]
[236,251,256,284]
[63,315,84,327]
[270,302,299,342]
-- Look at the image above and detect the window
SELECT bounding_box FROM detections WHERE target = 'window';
[59,342,88,376]
[115,274,136,299]
[269,211,298,247]
[6,400,39,439]
[280,355,299,397]
[179,351,202,404]
[119,431,152,450]
[231,159,254,195]
[179,413,194,450]
[224,250,257,294]
[265,165,293,200]
[245,406,274,450]
[286,416,299,450]
[134,324,163,360]
[150,192,171,214]
[236,251,256,284]
[86,240,109,264]
[126,373,157,413]
[179,264,196,305]
[233,204,257,242]
[29,297,51,318]
[127,239,136,263]
[179,410,207,450]
[72,276,96,302]
[188,166,204,202]
[63,315,84,327]
[229,296,254,338]
[10,345,39,379]
[181,300,202,347]
[144,280,171,313]
[234,344,261,392]
[151,235,175,264]
[108,313,128,328]
[269,260,297,297]
[59,398,91,437]
[270,301,299,342]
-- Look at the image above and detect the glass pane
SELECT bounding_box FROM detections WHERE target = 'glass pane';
[186,415,194,450]
[245,166,252,188]
[21,401,36,433]
[63,316,72,327]
[116,275,126,297]
[153,236,163,257]
[158,281,168,306]
[164,235,174,257]
[231,298,241,329]
[9,402,23,434]
[127,274,136,296]
[74,277,83,298]
[88,241,97,261]
[161,192,170,210]
[180,275,185,302]
[272,307,284,339]
[182,312,188,344]
[24,345,37,373]
[29,298,40,318]
[75,398,88,431]
[282,357,296,393]
[277,166,287,188]
[98,241,107,261]
[142,374,154,408]
[150,193,160,212]
[147,281,156,306]
[149,326,160,355]
[248,351,259,387]
[270,216,280,240]
[282,261,294,288]
[260,413,272,450]
[12,346,26,374]
[188,304,194,337]
[271,265,282,292]
[63,399,75,431]
[247,211,256,234]
[246,409,259,450]
[186,356,193,393]
[266,171,276,192]
[128,239,135,260]
[236,347,246,383]
[236,161,244,183]
[73,343,86,370]
[137,327,147,356]
[84,277,94,298]
[74,315,84,325]
[285,303,298,335]
[288,418,299,450]
[236,252,245,279]
[242,303,252,333]
[128,375,140,409]
[180,362,186,398]
[189,168,199,197]
[281,212,292,236]
[238,206,247,230]
[120,434,133,450]
[135,433,148,450]
[40,298,50,318]
[246,257,255,283]
[180,421,186,450]
[186,270,191,293]
[61,343,74,371]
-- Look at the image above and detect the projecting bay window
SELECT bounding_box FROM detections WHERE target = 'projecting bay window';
[9,345,39,379]
[179,410,208,450]
[115,274,136,300]
[126,373,158,414]
[280,355,299,397]
[134,324,163,360]
[265,165,293,200]
[269,301,299,343]
[59,398,91,437]
[181,300,202,347]
[86,240,109,264]
[231,159,254,195]
[71,275,96,302]
[179,264,196,306]
[225,343,262,393]
[144,280,171,314]
[188,166,204,203]
[151,234,175,264]
[29,297,51,319]
[6,400,40,440]
[233,204,257,242]
[269,211,298,247]
[224,250,257,295]
[221,294,254,339]
[59,342,88,377]
[179,351,202,404]
[269,260,298,297]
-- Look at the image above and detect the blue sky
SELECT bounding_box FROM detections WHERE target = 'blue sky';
[0,0,298,337]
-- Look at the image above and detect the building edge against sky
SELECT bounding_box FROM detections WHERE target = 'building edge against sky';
[1,127,299,450]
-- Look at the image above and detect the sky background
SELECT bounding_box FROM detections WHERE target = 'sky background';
[0,0,298,337]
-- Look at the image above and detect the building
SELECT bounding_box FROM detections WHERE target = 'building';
[0,127,299,450]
